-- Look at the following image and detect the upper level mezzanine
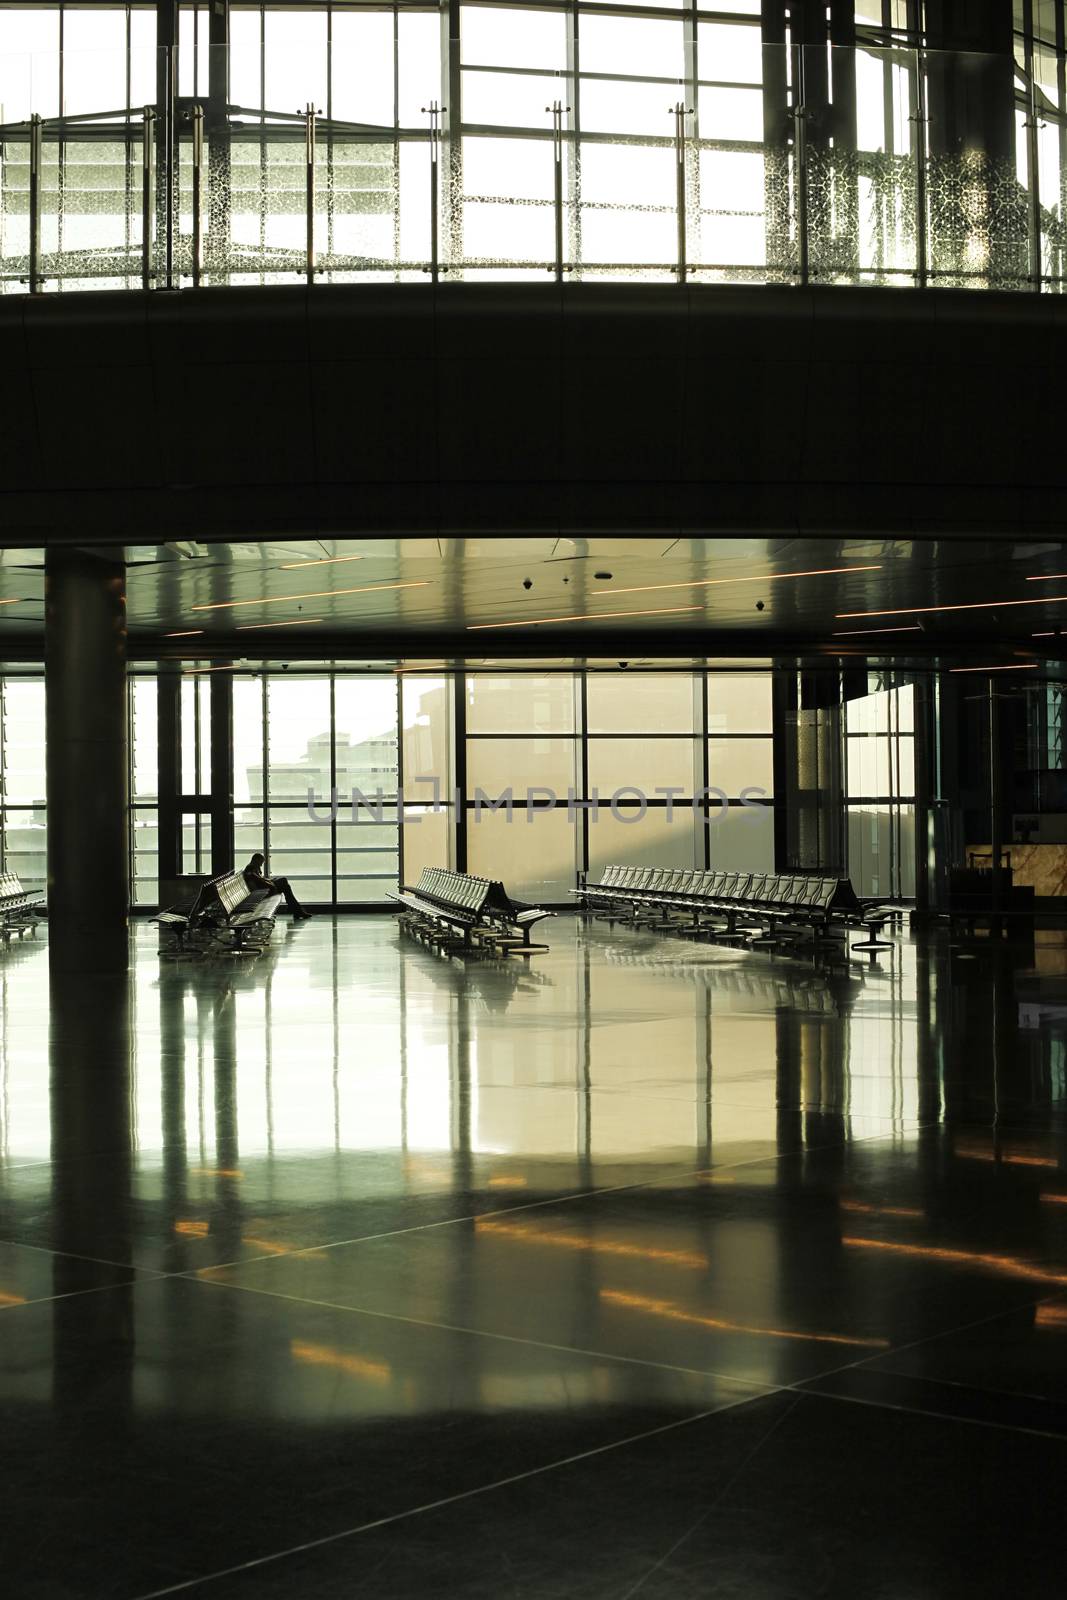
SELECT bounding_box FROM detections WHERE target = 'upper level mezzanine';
[0,1,1065,297]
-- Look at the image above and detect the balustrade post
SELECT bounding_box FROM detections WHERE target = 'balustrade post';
[141,107,156,291]
[28,113,43,294]
[671,100,692,284]
[190,104,204,287]
[304,103,318,286]
[547,99,570,282]
[422,100,444,283]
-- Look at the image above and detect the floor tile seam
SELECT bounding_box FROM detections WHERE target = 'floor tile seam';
[786,1379,1067,1445]
[128,1392,784,1600]
[829,1363,1067,1415]
[790,1284,1067,1390]
[616,1392,805,1600]
[0,1276,151,1315]
[163,1122,927,1276]
[190,1271,785,1393]
[0,1234,166,1278]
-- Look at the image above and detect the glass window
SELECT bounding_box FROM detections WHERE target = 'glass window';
[63,9,127,117]
[586,673,696,733]
[332,11,395,126]
[467,803,577,901]
[1,680,47,805]
[587,804,700,874]
[587,737,698,799]
[708,737,774,798]
[698,22,763,86]
[264,8,328,119]
[462,7,568,72]
[466,674,577,733]
[398,11,442,128]
[580,15,685,80]
[402,676,453,802]
[709,799,774,871]
[0,8,60,120]
[131,677,158,801]
[707,673,773,734]
[467,736,578,801]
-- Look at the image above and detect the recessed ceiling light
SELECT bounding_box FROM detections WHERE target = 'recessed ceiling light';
[468,604,704,631]
[1026,574,1067,582]
[192,580,430,612]
[164,629,204,637]
[837,596,1067,619]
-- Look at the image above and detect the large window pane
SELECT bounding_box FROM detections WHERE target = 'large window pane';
[588,804,700,874]
[402,676,453,802]
[580,15,685,80]
[131,677,158,802]
[462,7,568,72]
[707,673,773,733]
[466,674,577,734]
[467,737,578,801]
[334,677,399,801]
[708,800,774,870]
[708,737,774,798]
[2,680,46,804]
[467,805,577,901]
[587,737,698,798]
[586,673,696,733]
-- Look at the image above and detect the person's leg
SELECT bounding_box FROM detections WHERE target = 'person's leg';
[273,876,310,918]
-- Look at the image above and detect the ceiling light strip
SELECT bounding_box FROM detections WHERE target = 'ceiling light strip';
[235,617,325,631]
[832,625,923,637]
[164,629,204,638]
[468,604,704,631]
[837,596,1067,619]
[584,564,883,599]
[948,662,1039,674]
[191,580,430,612]
[279,555,364,570]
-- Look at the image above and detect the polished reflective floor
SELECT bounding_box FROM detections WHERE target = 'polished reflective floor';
[3,914,1067,1597]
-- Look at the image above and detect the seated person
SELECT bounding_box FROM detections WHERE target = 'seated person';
[241,853,312,920]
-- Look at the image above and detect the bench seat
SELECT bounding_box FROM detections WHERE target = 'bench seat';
[391,868,552,956]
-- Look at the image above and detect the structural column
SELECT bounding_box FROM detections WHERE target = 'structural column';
[45,546,129,974]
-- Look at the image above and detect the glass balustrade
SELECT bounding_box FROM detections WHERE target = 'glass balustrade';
[0,43,1063,294]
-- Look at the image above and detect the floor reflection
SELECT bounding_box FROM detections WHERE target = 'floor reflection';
[0,916,1066,1595]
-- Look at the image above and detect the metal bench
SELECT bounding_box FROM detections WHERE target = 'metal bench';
[573,865,893,958]
[154,869,283,956]
[390,867,553,957]
[0,872,46,941]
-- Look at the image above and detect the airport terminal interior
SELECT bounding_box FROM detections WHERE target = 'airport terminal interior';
[3,2,1067,1597]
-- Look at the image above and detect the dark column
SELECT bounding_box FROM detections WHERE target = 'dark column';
[157,665,181,896]
[45,547,129,974]
[209,667,234,874]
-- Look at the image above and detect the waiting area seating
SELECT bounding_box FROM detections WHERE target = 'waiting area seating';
[154,870,283,956]
[390,867,553,956]
[0,872,45,940]
[573,866,893,957]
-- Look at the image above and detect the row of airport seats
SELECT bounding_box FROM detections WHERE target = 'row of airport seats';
[155,870,284,956]
[573,865,893,956]
[0,873,45,941]
[390,867,553,956]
